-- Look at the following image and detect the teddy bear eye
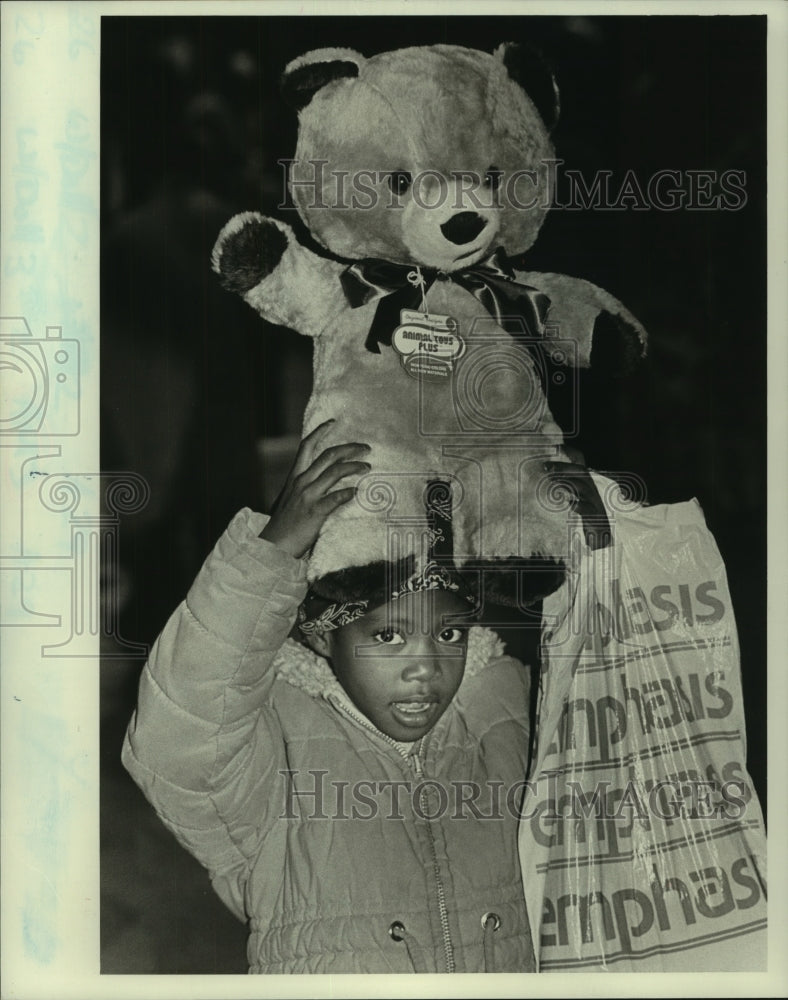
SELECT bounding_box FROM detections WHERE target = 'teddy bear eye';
[484,166,503,191]
[386,170,413,195]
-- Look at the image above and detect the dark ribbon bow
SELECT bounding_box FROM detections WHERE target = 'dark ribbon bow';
[340,248,551,354]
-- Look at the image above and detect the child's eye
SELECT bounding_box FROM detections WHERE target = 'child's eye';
[372,629,405,645]
[438,627,466,644]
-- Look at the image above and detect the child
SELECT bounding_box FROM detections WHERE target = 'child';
[122,421,537,973]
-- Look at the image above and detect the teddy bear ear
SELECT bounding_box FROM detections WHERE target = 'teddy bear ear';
[281,48,365,110]
[495,42,560,131]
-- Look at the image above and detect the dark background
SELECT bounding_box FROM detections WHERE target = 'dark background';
[100,14,767,973]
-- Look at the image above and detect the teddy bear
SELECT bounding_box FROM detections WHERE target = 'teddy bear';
[211,42,647,606]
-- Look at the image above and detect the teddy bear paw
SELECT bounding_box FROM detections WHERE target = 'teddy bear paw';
[590,310,646,377]
[211,213,289,294]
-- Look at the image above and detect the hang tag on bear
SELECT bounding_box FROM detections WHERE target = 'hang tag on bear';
[391,309,465,382]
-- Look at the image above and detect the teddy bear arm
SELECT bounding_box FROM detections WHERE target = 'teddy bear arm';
[517,270,647,375]
[212,212,347,338]
[246,245,348,339]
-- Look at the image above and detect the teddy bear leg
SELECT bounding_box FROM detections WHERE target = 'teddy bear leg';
[307,515,414,586]
[476,556,567,609]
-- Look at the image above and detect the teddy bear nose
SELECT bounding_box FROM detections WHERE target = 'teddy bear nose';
[440,211,487,245]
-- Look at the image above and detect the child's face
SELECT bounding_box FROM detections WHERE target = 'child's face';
[317,590,469,742]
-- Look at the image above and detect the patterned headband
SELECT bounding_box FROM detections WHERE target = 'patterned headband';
[297,478,475,635]
[297,561,473,635]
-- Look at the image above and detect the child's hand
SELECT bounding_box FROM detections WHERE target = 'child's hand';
[260,421,371,558]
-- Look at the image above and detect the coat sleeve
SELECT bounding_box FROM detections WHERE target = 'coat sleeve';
[121,507,309,921]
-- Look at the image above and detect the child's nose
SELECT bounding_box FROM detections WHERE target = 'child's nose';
[400,654,440,682]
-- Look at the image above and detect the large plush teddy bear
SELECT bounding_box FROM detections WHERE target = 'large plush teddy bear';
[212,43,647,604]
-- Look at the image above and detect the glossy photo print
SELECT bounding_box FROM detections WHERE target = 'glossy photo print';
[1,3,786,998]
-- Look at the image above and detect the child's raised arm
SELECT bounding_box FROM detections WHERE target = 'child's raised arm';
[260,419,371,557]
[121,424,369,920]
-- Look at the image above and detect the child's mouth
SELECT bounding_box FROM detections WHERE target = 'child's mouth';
[390,698,439,727]
[393,701,433,714]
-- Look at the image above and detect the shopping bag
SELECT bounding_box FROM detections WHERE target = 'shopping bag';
[518,474,767,972]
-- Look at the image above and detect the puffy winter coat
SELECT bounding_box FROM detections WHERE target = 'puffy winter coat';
[122,508,536,973]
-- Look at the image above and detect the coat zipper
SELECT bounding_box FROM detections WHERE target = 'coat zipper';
[411,750,456,973]
[329,696,456,972]
[329,695,412,761]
